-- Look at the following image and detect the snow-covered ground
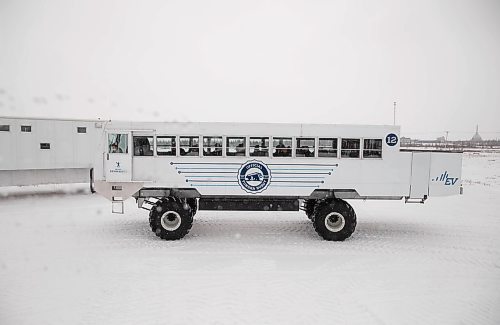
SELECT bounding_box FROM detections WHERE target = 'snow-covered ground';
[1,152,499,324]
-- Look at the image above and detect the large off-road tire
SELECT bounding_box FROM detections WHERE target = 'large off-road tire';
[187,198,198,216]
[149,201,161,233]
[312,199,356,241]
[149,197,193,240]
[304,199,317,220]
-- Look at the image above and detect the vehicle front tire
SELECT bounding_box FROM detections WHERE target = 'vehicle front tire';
[149,197,193,240]
[187,198,198,216]
[312,199,356,241]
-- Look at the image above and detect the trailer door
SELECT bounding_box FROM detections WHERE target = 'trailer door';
[105,132,132,181]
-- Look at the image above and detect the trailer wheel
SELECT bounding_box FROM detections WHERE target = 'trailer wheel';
[150,197,193,240]
[312,199,356,241]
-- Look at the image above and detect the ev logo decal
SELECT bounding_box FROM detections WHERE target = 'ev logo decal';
[432,171,459,186]
[238,160,271,194]
[386,133,398,146]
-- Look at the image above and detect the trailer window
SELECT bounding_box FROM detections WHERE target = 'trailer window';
[40,143,50,149]
[250,137,269,157]
[77,127,87,133]
[180,136,199,156]
[296,138,315,157]
[318,138,337,157]
[273,137,292,157]
[226,137,246,156]
[363,139,382,158]
[0,125,9,132]
[21,125,32,132]
[157,136,176,156]
[341,138,360,158]
[203,136,222,156]
[108,134,128,154]
[133,136,153,156]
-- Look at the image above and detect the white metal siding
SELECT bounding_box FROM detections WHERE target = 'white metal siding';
[409,152,431,199]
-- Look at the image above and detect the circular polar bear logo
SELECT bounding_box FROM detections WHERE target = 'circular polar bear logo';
[238,160,271,194]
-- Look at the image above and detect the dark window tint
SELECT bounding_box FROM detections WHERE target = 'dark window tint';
[203,136,223,156]
[77,127,87,133]
[157,136,176,156]
[363,139,382,158]
[272,137,292,157]
[21,125,32,132]
[250,137,269,157]
[296,138,315,157]
[341,138,360,158]
[226,137,246,156]
[318,138,337,157]
[40,143,50,149]
[0,125,9,131]
[180,136,200,156]
[133,136,154,156]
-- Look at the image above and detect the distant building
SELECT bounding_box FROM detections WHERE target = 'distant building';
[471,125,483,142]
[401,137,411,146]
[436,136,446,143]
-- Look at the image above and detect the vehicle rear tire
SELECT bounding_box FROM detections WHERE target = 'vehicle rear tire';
[149,197,193,240]
[304,199,317,220]
[312,199,356,241]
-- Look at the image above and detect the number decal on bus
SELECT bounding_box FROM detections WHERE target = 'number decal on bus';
[385,133,398,146]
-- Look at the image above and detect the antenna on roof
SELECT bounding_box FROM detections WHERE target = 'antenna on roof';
[393,101,396,125]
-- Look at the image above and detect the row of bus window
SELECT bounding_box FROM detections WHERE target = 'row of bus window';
[126,136,383,158]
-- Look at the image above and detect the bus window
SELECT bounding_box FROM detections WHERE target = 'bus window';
[157,136,176,156]
[133,136,153,156]
[296,138,315,157]
[226,137,246,156]
[250,137,269,157]
[179,136,199,156]
[318,138,337,157]
[341,138,360,158]
[363,139,382,158]
[203,136,222,156]
[273,137,292,157]
[108,133,128,154]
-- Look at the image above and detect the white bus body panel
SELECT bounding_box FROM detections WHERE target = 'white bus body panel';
[409,152,431,199]
[409,152,463,199]
[429,152,462,196]
[92,121,462,202]
[130,155,413,198]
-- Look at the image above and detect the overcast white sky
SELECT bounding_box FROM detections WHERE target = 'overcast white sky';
[0,0,499,139]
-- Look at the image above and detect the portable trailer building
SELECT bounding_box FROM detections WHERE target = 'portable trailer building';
[0,116,105,186]
[92,121,463,241]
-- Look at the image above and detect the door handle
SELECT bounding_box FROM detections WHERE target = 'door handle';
[106,153,109,160]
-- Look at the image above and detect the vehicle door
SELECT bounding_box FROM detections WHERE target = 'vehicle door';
[105,132,132,181]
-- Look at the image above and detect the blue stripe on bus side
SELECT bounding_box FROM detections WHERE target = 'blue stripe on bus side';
[189,184,320,188]
[269,185,320,188]
[172,162,338,166]
[177,168,334,170]
[190,184,241,187]
[187,180,324,184]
